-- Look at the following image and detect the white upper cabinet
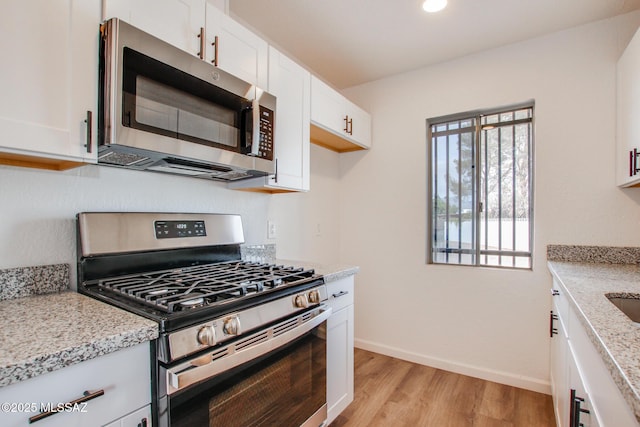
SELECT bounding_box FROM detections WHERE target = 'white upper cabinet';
[205,3,269,89]
[0,0,100,170]
[229,47,310,193]
[103,0,205,58]
[617,26,640,187]
[310,76,371,152]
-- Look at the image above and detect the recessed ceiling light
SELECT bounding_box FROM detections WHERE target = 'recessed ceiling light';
[422,0,447,13]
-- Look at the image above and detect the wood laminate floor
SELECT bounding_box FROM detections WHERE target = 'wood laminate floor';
[330,349,556,427]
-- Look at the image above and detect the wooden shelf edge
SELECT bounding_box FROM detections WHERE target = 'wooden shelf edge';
[0,152,86,171]
[310,123,368,153]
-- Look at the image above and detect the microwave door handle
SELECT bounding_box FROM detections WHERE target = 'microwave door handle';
[251,99,260,156]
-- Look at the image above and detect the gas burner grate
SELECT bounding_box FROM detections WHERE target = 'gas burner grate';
[96,261,317,313]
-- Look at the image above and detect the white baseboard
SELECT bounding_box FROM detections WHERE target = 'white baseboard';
[354,338,551,395]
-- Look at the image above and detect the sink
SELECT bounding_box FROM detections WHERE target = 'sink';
[606,294,640,323]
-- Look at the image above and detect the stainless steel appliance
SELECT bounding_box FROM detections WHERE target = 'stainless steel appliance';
[77,212,329,427]
[99,18,276,181]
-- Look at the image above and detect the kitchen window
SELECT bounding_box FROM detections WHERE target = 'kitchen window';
[427,102,534,269]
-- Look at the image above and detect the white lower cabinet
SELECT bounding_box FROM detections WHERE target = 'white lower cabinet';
[326,276,355,424]
[550,279,637,427]
[104,404,151,427]
[0,343,151,427]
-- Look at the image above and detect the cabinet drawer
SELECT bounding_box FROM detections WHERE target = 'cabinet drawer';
[326,277,354,312]
[0,343,151,427]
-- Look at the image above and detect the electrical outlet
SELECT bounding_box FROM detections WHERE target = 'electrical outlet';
[267,221,277,239]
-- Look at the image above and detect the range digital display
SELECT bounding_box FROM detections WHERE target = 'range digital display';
[155,220,207,239]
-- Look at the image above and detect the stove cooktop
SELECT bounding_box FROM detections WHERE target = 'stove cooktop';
[79,260,324,332]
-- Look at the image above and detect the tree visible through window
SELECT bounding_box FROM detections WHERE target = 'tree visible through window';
[427,103,534,269]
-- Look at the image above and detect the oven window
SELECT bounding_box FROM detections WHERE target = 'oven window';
[121,47,252,153]
[169,329,326,427]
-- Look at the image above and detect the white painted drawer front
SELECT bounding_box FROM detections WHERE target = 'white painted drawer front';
[327,277,354,312]
[0,343,151,427]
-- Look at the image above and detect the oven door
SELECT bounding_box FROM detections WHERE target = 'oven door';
[157,305,331,427]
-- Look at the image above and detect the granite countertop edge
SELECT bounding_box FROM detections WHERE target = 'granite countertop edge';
[547,260,640,422]
[0,291,159,388]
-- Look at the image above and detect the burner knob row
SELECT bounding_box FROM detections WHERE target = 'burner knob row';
[197,325,216,346]
[294,289,322,309]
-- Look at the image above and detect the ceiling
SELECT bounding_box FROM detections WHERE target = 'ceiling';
[229,0,640,89]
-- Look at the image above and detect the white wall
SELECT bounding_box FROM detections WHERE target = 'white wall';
[268,144,342,264]
[0,164,271,285]
[0,146,341,285]
[338,12,640,393]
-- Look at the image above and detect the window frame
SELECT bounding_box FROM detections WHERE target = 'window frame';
[426,101,535,270]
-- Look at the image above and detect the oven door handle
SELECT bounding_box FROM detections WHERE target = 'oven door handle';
[166,304,332,394]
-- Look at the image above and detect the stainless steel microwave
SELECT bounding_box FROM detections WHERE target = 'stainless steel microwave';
[98,18,276,181]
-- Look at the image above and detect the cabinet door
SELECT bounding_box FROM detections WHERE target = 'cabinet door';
[205,3,268,89]
[0,344,150,427]
[228,47,310,193]
[568,343,596,427]
[550,308,570,427]
[326,277,355,425]
[0,0,99,165]
[104,404,151,427]
[104,0,205,57]
[617,27,640,187]
[266,47,310,191]
[347,101,372,149]
[311,76,347,134]
[327,304,354,425]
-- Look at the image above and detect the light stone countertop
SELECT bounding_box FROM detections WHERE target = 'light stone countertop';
[547,261,640,422]
[0,291,158,388]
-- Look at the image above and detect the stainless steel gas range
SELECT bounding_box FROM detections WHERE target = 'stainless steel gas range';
[77,212,330,427]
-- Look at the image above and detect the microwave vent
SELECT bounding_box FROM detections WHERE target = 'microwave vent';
[98,150,150,166]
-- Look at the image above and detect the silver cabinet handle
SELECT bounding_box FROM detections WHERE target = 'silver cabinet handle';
[28,389,104,423]
[332,290,349,298]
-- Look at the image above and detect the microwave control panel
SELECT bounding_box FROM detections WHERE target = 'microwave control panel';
[257,106,274,160]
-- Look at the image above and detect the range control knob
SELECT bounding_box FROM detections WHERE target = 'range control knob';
[223,316,241,336]
[197,325,216,346]
[294,294,309,309]
[308,289,321,304]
